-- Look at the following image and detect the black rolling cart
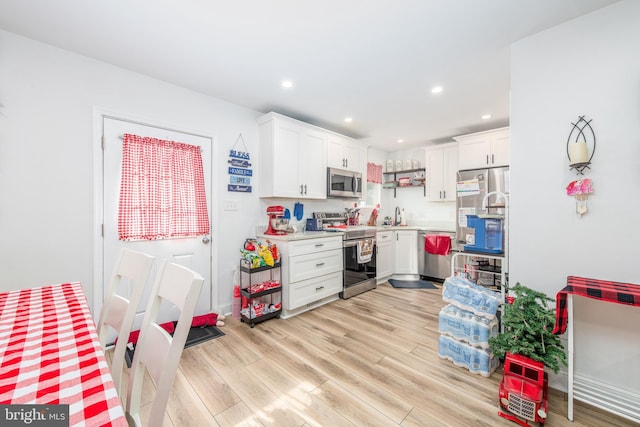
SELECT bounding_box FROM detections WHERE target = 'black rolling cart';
[239,259,282,327]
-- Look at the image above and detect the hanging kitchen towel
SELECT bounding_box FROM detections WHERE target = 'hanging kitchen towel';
[357,238,373,263]
[425,234,451,256]
[294,202,304,220]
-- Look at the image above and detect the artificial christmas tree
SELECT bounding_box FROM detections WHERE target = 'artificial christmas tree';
[489,282,567,373]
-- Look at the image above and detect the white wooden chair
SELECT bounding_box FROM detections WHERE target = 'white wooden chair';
[97,248,154,400]
[125,261,204,427]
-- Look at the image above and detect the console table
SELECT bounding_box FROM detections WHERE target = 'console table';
[553,275,640,423]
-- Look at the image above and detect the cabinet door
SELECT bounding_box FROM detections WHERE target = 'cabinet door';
[327,134,363,172]
[299,127,327,199]
[272,121,304,198]
[442,144,458,201]
[342,140,363,172]
[425,143,457,201]
[327,134,346,169]
[394,230,418,274]
[376,237,393,280]
[457,135,491,170]
[425,148,444,201]
[490,130,510,167]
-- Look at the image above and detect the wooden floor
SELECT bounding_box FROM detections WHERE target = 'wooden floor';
[121,283,638,426]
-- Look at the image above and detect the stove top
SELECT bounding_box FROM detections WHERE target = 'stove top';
[313,212,376,239]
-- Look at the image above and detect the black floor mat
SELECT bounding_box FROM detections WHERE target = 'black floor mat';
[124,325,224,367]
[388,278,437,289]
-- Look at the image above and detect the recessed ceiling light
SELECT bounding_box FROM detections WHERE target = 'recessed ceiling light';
[431,86,443,94]
[344,117,353,123]
[481,114,491,120]
[281,80,293,88]
[397,139,404,143]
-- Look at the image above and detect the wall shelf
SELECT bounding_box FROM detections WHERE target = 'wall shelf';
[383,168,426,197]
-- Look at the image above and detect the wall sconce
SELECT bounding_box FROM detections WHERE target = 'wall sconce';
[566,115,596,175]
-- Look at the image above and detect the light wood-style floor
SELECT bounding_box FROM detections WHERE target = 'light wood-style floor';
[119,283,638,426]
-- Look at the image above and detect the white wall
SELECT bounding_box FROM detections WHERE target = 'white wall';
[510,0,640,393]
[0,30,263,314]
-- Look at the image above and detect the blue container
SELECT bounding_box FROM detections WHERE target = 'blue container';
[464,215,503,254]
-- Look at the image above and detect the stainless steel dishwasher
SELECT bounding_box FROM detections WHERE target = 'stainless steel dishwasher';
[418,231,455,281]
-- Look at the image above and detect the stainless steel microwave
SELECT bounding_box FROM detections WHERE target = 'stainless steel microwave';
[327,167,363,199]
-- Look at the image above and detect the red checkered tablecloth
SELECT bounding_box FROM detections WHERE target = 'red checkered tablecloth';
[0,282,127,426]
[553,275,640,335]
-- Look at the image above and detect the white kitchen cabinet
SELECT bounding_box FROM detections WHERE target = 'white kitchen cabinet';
[327,133,365,173]
[393,230,418,275]
[258,112,327,199]
[455,127,510,170]
[424,142,458,201]
[277,235,344,318]
[376,230,393,283]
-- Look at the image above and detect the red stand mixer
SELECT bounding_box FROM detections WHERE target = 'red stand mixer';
[264,205,289,235]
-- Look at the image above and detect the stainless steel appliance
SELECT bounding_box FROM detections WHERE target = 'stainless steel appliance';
[327,167,363,199]
[313,212,376,298]
[456,166,509,252]
[418,230,455,281]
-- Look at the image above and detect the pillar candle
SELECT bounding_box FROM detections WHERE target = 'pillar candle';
[569,141,588,164]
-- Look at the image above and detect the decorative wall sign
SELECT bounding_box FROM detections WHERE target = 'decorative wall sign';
[227,134,253,193]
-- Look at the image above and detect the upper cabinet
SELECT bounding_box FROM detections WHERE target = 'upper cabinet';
[455,127,510,170]
[258,113,327,199]
[327,134,365,173]
[424,142,458,202]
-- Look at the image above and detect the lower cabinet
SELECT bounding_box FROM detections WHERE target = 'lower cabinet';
[376,231,393,283]
[278,235,343,318]
[393,230,418,276]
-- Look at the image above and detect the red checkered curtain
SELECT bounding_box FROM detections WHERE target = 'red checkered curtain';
[367,162,383,184]
[118,133,210,241]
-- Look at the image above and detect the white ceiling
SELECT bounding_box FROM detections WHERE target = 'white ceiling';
[0,0,618,151]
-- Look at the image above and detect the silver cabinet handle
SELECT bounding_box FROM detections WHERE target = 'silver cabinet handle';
[300,184,304,195]
[316,262,325,267]
[315,243,324,247]
[486,154,489,164]
[315,286,325,291]
[304,184,307,195]
[492,154,495,164]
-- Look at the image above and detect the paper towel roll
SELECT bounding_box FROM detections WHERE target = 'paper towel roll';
[569,141,589,164]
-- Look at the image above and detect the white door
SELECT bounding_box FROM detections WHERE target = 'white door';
[101,117,213,337]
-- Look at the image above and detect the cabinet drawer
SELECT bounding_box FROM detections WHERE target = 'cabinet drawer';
[289,248,343,282]
[289,271,343,309]
[288,236,342,257]
[377,231,392,241]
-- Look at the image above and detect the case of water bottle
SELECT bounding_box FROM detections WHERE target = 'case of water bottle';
[441,275,500,319]
[438,275,500,377]
[437,335,499,377]
[438,304,498,349]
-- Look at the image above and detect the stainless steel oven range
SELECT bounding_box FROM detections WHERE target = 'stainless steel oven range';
[313,212,377,299]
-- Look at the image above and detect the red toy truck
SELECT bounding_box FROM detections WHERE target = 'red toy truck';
[498,352,549,426]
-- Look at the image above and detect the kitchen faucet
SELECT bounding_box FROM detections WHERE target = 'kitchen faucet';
[395,206,400,226]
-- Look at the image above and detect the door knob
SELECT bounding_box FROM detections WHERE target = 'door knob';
[202,236,210,244]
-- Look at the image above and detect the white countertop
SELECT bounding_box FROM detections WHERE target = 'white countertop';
[257,231,344,241]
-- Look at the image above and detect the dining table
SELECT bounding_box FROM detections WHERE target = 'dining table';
[0,282,127,426]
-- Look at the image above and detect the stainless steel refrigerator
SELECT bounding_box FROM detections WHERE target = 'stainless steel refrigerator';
[455,166,509,251]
